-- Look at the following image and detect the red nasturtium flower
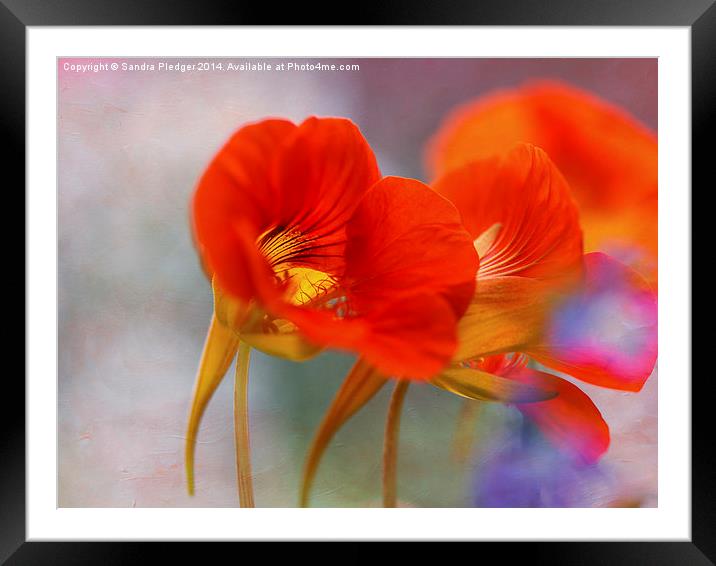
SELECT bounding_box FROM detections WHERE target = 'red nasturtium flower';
[186,116,479,504]
[426,81,658,284]
[300,144,657,506]
[432,146,657,463]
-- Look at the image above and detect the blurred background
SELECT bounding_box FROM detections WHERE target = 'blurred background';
[58,57,657,508]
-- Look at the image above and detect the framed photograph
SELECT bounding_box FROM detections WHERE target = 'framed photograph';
[9,0,706,561]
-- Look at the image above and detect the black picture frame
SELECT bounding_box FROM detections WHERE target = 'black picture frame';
[5,0,706,562]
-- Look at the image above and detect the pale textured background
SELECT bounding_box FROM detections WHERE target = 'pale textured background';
[58,58,657,508]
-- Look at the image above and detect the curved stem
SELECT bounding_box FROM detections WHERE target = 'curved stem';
[234,341,255,507]
[299,360,387,507]
[185,314,240,496]
[382,380,409,508]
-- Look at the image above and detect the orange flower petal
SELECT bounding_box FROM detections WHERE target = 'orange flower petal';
[528,253,657,391]
[344,176,478,319]
[348,293,461,379]
[274,177,479,379]
[270,116,381,276]
[192,119,297,302]
[434,144,583,283]
[510,367,610,464]
[275,292,459,379]
[526,82,657,210]
[427,88,537,178]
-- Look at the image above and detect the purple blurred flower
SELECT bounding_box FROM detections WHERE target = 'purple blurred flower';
[472,419,612,508]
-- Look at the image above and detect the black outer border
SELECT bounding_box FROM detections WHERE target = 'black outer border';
[5,0,707,562]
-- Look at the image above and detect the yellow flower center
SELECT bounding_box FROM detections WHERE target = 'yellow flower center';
[257,226,338,307]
